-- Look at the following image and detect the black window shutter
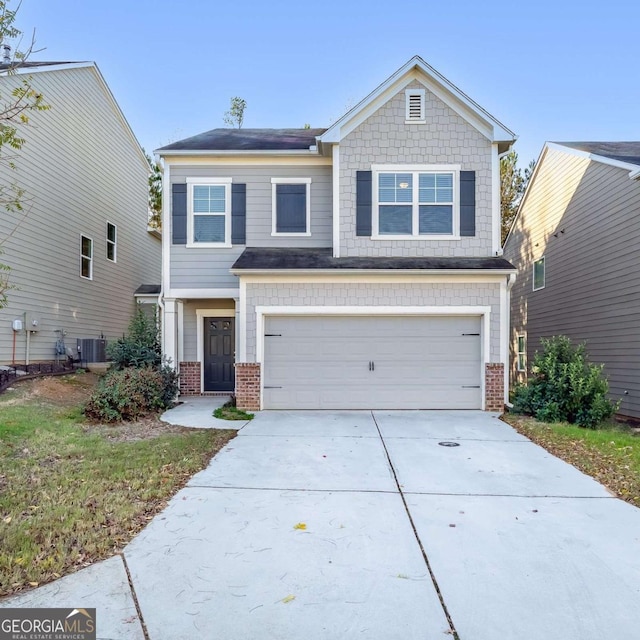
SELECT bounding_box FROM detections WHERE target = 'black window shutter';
[172,183,187,244]
[275,184,307,233]
[459,171,476,237]
[356,171,372,236]
[231,183,246,244]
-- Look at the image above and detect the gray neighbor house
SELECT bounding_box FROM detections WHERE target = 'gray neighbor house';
[156,56,518,411]
[503,142,640,420]
[0,61,161,367]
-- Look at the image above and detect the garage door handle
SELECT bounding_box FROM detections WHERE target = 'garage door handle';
[369,361,375,371]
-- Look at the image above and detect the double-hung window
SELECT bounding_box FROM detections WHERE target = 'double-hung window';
[517,336,526,372]
[271,178,311,236]
[106,222,117,262]
[80,235,93,280]
[187,177,232,247]
[374,166,458,238]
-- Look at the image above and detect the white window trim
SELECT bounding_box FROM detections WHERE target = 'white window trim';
[271,177,312,237]
[371,164,461,240]
[106,221,117,263]
[405,88,426,124]
[186,177,233,248]
[517,335,526,372]
[80,234,93,280]
[533,257,545,291]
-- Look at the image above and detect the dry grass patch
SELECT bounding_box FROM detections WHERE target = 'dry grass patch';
[503,413,640,508]
[0,373,235,597]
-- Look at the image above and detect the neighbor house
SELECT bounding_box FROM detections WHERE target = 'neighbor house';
[0,61,161,366]
[156,56,517,411]
[503,142,640,419]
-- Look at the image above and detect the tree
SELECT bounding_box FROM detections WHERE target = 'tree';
[500,151,535,244]
[0,0,49,308]
[223,96,246,129]
[146,152,162,229]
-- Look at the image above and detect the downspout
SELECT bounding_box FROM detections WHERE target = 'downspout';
[505,272,516,407]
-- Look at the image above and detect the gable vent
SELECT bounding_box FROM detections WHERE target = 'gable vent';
[405,89,425,122]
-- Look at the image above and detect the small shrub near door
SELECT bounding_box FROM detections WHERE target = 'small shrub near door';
[512,335,618,428]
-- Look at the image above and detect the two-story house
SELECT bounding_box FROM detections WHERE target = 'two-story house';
[157,56,517,411]
[0,61,161,366]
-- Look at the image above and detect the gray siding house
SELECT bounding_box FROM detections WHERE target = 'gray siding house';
[157,56,517,411]
[0,62,161,365]
[503,142,640,419]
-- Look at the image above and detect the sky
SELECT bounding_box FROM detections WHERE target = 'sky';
[14,0,640,168]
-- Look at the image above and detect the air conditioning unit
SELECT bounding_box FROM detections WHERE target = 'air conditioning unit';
[77,338,107,363]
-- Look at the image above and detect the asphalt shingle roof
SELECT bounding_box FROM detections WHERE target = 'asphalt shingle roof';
[556,142,640,167]
[158,128,327,152]
[232,248,515,271]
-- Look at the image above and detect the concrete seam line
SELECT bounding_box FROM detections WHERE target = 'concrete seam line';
[185,485,400,494]
[370,411,460,640]
[120,552,150,640]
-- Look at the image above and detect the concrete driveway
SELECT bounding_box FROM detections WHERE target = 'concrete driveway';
[4,410,640,639]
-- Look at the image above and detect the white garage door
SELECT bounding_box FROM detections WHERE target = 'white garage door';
[263,315,482,409]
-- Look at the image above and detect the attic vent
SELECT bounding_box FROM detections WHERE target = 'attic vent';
[405,89,425,122]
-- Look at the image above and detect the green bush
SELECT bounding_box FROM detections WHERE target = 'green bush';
[512,335,618,428]
[107,305,161,369]
[84,366,178,423]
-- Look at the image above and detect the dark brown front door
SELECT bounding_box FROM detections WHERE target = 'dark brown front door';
[203,317,235,391]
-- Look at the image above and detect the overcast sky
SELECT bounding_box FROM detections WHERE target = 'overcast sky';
[15,0,640,167]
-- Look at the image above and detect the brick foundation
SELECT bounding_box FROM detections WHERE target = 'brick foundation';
[485,363,505,412]
[235,363,261,411]
[179,361,201,395]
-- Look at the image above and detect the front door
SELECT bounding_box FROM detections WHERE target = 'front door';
[203,317,235,391]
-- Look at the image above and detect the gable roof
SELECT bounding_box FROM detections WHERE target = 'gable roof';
[0,61,150,169]
[552,142,640,169]
[319,55,516,152]
[157,128,326,153]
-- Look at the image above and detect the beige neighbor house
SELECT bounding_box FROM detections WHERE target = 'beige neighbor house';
[0,61,161,368]
[157,56,517,411]
[503,141,640,420]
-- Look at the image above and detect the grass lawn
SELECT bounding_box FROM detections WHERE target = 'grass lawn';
[503,413,640,508]
[0,373,235,597]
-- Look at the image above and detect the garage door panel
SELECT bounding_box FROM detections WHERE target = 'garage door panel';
[263,315,482,410]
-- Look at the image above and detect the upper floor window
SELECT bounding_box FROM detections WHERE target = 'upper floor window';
[271,178,311,236]
[106,222,117,262]
[405,88,425,123]
[533,257,545,291]
[187,178,232,247]
[80,235,93,280]
[373,166,458,238]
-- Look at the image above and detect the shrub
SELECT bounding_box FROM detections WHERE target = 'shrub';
[84,366,178,423]
[512,335,618,428]
[107,305,161,369]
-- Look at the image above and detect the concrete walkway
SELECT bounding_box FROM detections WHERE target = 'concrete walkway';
[159,395,239,429]
[3,411,640,639]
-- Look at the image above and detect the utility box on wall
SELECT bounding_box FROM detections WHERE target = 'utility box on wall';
[77,338,107,363]
[24,313,41,331]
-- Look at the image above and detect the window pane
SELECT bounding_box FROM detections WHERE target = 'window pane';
[107,243,115,261]
[419,173,453,203]
[379,205,412,234]
[419,205,453,234]
[107,223,116,242]
[194,215,225,243]
[518,336,525,352]
[81,236,92,257]
[379,173,412,203]
[81,257,91,278]
[276,184,307,233]
[193,185,226,213]
[534,258,545,289]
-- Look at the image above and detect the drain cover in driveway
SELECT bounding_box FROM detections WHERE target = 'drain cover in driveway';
[438,441,461,447]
